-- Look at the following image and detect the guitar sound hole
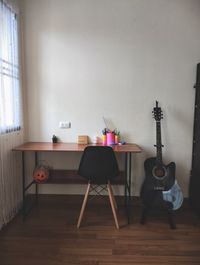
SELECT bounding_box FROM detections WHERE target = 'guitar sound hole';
[153,166,167,180]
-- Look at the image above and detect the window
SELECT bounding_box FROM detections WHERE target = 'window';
[0,0,21,134]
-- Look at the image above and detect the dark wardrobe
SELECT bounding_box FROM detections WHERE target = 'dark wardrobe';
[189,63,200,216]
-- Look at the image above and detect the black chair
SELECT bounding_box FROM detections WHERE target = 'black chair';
[77,146,120,229]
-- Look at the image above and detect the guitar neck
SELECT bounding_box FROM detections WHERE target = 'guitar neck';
[156,121,163,165]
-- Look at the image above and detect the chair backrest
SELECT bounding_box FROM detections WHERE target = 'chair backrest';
[78,146,119,184]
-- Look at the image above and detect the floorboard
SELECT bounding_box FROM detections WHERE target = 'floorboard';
[0,195,200,265]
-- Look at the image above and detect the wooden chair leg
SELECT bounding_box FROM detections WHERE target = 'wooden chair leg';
[77,183,90,228]
[108,182,118,210]
[107,182,119,229]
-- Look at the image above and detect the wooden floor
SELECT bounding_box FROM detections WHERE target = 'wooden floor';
[0,195,200,265]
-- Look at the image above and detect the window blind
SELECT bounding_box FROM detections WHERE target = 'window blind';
[0,0,21,134]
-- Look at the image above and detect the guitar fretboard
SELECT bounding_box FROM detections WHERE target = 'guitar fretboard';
[156,120,163,165]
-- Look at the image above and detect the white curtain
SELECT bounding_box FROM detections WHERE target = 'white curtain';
[0,0,23,229]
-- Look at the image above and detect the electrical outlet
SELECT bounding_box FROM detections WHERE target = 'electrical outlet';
[59,121,71,129]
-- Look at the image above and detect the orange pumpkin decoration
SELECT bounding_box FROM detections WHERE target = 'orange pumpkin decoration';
[33,165,49,183]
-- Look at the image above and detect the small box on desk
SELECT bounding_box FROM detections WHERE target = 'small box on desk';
[78,135,88,144]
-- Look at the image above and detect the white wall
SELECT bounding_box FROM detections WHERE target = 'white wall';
[21,0,200,196]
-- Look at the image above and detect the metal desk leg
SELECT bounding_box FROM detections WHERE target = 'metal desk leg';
[124,153,128,207]
[127,152,132,224]
[22,151,26,221]
[124,152,132,224]
[35,152,38,203]
[22,151,39,220]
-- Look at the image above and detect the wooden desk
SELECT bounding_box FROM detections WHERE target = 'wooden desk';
[13,142,142,223]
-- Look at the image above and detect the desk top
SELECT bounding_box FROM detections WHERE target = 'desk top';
[13,142,142,153]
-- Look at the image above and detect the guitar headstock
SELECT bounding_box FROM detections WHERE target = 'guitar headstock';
[153,101,163,121]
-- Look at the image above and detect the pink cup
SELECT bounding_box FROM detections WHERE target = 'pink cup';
[106,132,115,145]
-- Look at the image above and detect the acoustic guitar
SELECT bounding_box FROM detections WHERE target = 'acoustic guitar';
[141,101,183,210]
